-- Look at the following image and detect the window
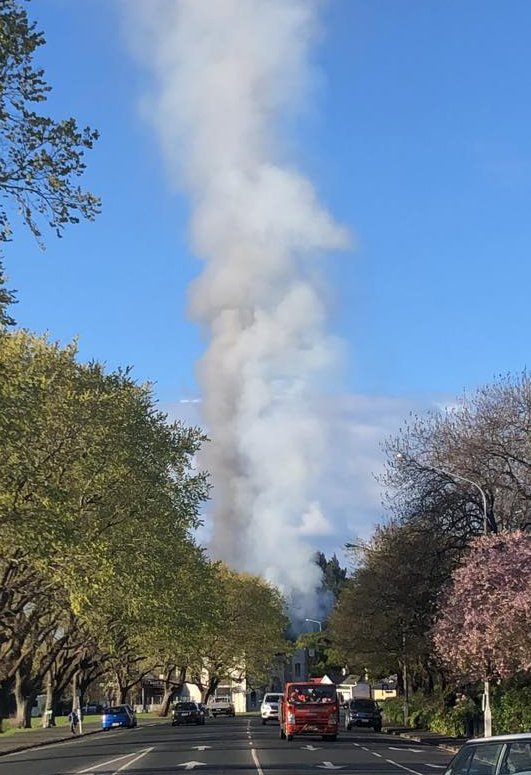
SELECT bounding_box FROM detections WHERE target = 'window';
[501,743,531,775]
[468,744,505,775]
[351,700,378,711]
[445,743,503,775]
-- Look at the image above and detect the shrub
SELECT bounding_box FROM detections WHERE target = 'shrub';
[492,683,531,734]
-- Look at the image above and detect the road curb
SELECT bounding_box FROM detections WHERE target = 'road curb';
[384,727,461,754]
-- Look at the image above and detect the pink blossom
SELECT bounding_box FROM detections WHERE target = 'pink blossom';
[433,531,531,681]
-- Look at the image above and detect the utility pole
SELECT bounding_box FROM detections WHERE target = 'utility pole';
[402,630,409,727]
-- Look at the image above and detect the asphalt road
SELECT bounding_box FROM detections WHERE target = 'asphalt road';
[0,715,453,775]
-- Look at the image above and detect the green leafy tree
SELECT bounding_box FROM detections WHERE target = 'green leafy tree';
[189,566,289,703]
[0,331,211,727]
[0,0,100,247]
[0,260,15,327]
[330,520,454,692]
[314,551,347,602]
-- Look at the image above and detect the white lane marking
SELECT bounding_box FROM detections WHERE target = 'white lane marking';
[177,761,206,770]
[385,758,424,775]
[317,763,344,770]
[251,747,265,775]
[389,747,424,753]
[112,748,154,774]
[426,765,445,769]
[192,745,211,750]
[372,752,383,758]
[362,746,370,751]
[302,745,322,750]
[78,746,153,774]
[353,742,361,747]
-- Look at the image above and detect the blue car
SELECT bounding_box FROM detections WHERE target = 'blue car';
[101,705,136,730]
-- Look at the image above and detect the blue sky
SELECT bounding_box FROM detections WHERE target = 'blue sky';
[5,1,531,551]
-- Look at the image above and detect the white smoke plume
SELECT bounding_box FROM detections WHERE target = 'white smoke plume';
[128,0,349,613]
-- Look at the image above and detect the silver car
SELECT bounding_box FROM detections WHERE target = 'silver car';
[445,733,531,775]
[261,692,283,725]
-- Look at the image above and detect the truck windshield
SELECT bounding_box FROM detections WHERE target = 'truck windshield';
[288,685,336,704]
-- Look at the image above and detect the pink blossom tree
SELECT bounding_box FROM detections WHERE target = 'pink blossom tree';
[433,531,531,682]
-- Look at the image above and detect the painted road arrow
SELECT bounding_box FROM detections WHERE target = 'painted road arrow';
[302,745,322,750]
[178,762,206,770]
[193,746,212,751]
[317,763,344,770]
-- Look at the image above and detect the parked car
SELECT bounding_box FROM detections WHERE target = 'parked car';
[261,693,283,724]
[344,699,382,732]
[172,701,206,726]
[101,705,137,730]
[445,733,531,775]
[83,703,104,715]
[208,696,235,717]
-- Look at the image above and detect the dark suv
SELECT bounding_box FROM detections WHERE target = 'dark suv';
[171,702,206,726]
[345,699,382,732]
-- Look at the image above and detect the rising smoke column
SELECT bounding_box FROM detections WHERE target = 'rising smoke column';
[130,0,348,609]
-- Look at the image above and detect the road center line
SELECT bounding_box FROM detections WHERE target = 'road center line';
[385,758,424,775]
[251,747,265,775]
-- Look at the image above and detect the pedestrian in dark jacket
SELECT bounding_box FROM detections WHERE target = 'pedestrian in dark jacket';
[68,709,79,735]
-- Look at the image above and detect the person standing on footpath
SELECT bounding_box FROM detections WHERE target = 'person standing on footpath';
[68,708,79,735]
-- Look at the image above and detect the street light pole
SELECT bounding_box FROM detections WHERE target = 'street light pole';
[395,453,492,737]
[305,618,322,633]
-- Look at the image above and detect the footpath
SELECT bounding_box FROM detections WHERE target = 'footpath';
[0,717,169,757]
[0,720,103,756]
[0,719,465,757]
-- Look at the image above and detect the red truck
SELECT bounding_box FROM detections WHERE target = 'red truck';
[279,682,339,742]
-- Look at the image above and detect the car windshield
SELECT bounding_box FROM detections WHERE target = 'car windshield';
[176,703,196,711]
[264,694,282,703]
[105,707,127,715]
[351,700,378,711]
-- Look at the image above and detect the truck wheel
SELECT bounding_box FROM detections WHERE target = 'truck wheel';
[279,725,286,740]
[287,734,294,741]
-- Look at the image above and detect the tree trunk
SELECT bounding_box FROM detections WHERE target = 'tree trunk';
[203,676,219,705]
[159,687,177,717]
[42,673,56,727]
[159,666,186,717]
[0,679,13,733]
[14,670,34,729]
